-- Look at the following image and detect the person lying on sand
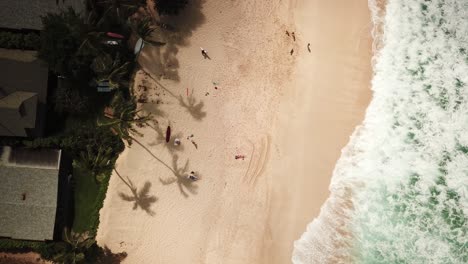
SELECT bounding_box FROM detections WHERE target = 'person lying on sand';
[307,43,311,52]
[235,155,246,160]
[292,32,296,41]
[174,138,181,146]
[187,171,198,181]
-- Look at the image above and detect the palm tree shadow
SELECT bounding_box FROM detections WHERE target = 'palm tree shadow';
[141,102,166,118]
[178,95,207,121]
[138,0,206,83]
[159,154,198,198]
[147,122,185,153]
[115,170,158,216]
[140,63,207,121]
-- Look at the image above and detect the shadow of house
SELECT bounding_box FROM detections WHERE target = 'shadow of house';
[159,154,198,198]
[0,146,72,241]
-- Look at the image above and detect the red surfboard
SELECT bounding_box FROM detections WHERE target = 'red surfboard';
[165,125,171,143]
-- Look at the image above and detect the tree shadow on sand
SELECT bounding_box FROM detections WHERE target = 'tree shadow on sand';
[147,121,185,153]
[141,101,167,118]
[177,94,207,121]
[159,154,198,198]
[90,245,128,264]
[140,70,207,121]
[138,0,206,82]
[114,169,158,216]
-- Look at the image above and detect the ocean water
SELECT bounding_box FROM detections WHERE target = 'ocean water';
[293,0,468,263]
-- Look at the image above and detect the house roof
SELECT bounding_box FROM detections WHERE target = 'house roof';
[0,50,48,137]
[0,146,61,241]
[0,91,37,109]
[0,0,85,30]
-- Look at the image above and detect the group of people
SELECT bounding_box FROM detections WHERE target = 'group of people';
[286,31,311,54]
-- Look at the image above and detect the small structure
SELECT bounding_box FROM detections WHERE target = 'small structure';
[0,146,70,241]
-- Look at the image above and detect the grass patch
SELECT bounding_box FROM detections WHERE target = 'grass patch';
[72,166,100,233]
[72,164,114,236]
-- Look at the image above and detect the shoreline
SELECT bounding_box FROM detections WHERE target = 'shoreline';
[264,0,373,263]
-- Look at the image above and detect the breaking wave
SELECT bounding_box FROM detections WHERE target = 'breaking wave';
[293,0,468,263]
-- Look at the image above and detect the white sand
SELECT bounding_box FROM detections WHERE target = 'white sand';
[96,0,372,263]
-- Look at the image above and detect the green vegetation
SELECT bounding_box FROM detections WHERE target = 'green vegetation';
[0,0,185,262]
[38,8,92,78]
[71,166,101,233]
[0,31,40,50]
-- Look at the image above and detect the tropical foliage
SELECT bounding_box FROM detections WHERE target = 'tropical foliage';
[92,53,132,90]
[0,31,40,50]
[51,229,95,264]
[53,81,91,115]
[75,145,114,182]
[98,92,151,144]
[39,8,93,78]
[129,16,165,47]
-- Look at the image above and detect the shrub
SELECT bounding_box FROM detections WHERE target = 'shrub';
[0,31,40,50]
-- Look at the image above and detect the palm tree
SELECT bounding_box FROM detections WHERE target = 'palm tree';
[88,0,146,27]
[74,145,114,183]
[97,92,151,144]
[52,228,95,264]
[129,16,166,60]
[92,53,132,90]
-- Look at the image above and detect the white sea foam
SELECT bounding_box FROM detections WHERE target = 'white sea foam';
[293,0,468,263]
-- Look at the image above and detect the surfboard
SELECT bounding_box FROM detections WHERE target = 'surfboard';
[165,125,171,143]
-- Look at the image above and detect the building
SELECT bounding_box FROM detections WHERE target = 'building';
[0,1,84,137]
[0,146,70,241]
[0,50,49,137]
[0,0,84,31]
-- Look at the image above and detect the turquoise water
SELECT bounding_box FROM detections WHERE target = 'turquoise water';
[293,0,467,263]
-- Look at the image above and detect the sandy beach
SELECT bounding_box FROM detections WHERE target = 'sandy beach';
[96,0,372,263]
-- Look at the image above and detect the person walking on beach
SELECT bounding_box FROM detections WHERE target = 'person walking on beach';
[290,49,294,55]
[200,47,209,59]
[286,30,290,36]
[292,32,296,41]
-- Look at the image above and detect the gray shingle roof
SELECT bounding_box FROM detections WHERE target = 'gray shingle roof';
[0,0,85,30]
[0,147,61,241]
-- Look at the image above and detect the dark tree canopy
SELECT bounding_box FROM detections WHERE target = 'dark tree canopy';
[155,0,189,15]
[38,8,94,78]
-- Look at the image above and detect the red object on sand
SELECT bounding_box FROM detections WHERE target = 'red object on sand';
[165,126,171,143]
[235,155,245,160]
[107,32,125,39]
